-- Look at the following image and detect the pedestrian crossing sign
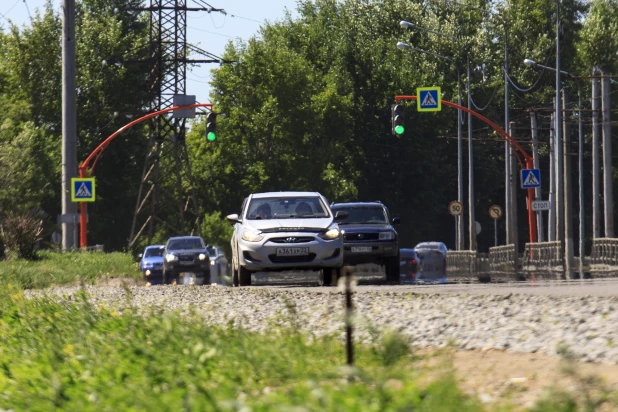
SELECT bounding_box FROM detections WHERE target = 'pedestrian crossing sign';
[417,87,442,112]
[71,178,96,202]
[520,169,541,189]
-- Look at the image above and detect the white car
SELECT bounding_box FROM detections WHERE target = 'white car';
[226,191,347,286]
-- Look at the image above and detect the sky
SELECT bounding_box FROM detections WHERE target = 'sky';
[1,0,299,103]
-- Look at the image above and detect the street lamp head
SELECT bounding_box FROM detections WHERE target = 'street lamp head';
[523,59,537,67]
[400,20,414,29]
[397,42,411,50]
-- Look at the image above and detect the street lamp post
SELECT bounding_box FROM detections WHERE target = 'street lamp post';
[396,40,464,251]
[524,58,581,276]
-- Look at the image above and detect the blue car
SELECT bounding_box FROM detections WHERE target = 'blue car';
[138,245,165,284]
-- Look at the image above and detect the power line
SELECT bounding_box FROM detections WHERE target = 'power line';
[22,0,31,20]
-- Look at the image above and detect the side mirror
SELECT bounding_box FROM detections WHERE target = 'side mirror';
[137,253,143,259]
[392,217,401,225]
[226,214,240,224]
[334,211,349,221]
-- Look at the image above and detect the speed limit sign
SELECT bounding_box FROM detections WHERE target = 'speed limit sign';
[448,201,463,217]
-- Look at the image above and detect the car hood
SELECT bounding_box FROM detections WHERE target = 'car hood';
[245,218,334,232]
[142,257,164,264]
[339,224,393,232]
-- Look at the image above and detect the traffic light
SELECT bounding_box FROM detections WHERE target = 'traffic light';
[391,104,405,136]
[206,112,217,142]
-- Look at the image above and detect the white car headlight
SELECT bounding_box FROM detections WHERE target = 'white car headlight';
[165,253,178,262]
[320,227,340,240]
[242,229,264,242]
[199,253,206,261]
[210,259,216,266]
[379,231,396,240]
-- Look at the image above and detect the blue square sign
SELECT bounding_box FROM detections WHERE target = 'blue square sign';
[71,177,96,202]
[417,87,442,112]
[521,169,541,189]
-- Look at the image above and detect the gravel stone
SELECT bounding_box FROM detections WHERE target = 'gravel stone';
[25,284,618,364]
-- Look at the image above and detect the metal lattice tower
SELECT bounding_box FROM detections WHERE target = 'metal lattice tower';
[129,0,223,250]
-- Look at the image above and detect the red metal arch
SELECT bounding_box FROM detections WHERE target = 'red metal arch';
[78,103,213,247]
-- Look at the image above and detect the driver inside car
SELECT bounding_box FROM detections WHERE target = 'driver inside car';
[255,203,272,219]
[295,202,312,216]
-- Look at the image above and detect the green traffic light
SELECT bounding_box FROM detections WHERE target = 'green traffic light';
[207,132,216,141]
[395,125,405,135]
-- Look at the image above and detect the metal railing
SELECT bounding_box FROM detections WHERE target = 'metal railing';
[488,244,517,278]
[83,244,105,252]
[590,239,618,276]
[522,241,563,275]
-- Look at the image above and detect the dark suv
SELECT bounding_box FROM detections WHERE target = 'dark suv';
[330,202,400,284]
[162,236,211,285]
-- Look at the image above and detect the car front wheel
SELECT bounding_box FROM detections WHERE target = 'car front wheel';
[239,265,252,286]
[385,255,401,285]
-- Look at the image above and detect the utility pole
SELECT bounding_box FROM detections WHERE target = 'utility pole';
[531,112,544,242]
[577,82,584,275]
[509,121,518,255]
[467,53,476,251]
[592,69,601,239]
[555,0,565,278]
[601,74,614,237]
[457,75,464,250]
[61,0,77,251]
[548,113,556,241]
[563,89,574,278]
[504,25,512,246]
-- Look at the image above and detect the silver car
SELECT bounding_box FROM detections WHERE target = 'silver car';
[226,191,346,287]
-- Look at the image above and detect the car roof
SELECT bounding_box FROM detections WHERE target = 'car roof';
[167,236,203,241]
[145,245,165,249]
[415,242,446,247]
[331,202,385,208]
[250,191,322,199]
[400,248,417,253]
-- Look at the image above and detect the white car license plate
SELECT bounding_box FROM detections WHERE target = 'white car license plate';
[351,246,372,253]
[180,260,194,265]
[276,247,309,257]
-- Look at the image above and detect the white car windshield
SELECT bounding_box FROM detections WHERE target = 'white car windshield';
[144,247,164,257]
[246,196,329,220]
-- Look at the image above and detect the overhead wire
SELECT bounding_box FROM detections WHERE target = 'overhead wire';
[22,0,31,20]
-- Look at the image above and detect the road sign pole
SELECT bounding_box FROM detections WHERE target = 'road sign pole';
[494,219,498,247]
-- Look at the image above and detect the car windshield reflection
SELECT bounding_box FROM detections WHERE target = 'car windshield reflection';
[332,207,387,225]
[246,197,330,220]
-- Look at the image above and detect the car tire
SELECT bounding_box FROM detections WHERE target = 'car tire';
[202,271,211,285]
[239,265,252,286]
[162,268,169,285]
[319,269,332,286]
[386,255,401,285]
[232,249,240,287]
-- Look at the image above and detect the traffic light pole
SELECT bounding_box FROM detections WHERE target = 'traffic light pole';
[395,95,538,244]
[77,103,212,248]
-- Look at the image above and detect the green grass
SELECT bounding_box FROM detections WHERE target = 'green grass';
[0,251,140,289]
[0,288,485,411]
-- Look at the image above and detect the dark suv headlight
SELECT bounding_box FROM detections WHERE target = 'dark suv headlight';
[379,231,396,240]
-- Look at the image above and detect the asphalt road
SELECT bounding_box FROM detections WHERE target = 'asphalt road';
[250,271,618,297]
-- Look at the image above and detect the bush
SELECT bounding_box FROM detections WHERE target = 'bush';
[0,230,4,259]
[0,211,44,260]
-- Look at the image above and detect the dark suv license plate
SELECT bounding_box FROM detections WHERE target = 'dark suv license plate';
[276,247,309,257]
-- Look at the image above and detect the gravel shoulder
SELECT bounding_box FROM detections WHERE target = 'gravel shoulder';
[26,282,618,408]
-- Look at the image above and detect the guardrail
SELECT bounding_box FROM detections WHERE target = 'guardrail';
[83,244,105,252]
[590,238,618,276]
[488,244,517,278]
[521,241,563,276]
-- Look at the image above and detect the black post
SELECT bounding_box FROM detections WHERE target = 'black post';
[345,267,354,366]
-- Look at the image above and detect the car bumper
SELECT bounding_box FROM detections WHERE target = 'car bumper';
[163,261,211,274]
[342,241,399,264]
[238,235,343,271]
